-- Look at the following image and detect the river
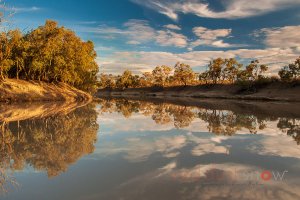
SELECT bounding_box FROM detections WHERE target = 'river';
[1,98,300,200]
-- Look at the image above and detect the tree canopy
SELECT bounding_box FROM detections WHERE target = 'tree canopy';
[0,20,99,92]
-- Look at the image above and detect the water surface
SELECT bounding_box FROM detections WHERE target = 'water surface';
[1,98,300,200]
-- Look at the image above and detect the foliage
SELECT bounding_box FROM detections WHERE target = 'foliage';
[173,62,195,86]
[152,65,172,86]
[278,57,300,82]
[0,20,99,92]
[116,70,135,89]
[237,60,268,82]
[0,104,98,178]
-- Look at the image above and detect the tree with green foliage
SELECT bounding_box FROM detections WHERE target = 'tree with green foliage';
[99,73,116,89]
[174,62,195,86]
[278,57,300,82]
[140,72,153,87]
[0,20,99,92]
[132,74,141,88]
[117,70,134,89]
[0,31,13,80]
[221,58,242,83]
[152,65,172,86]
[199,71,210,84]
[238,60,268,82]
[208,58,225,84]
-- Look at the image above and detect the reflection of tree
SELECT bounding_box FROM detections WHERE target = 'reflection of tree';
[99,99,195,128]
[198,110,267,135]
[0,167,18,195]
[98,99,140,118]
[0,104,98,178]
[278,118,300,145]
[97,98,300,144]
[169,106,195,128]
[152,104,172,125]
[115,100,140,118]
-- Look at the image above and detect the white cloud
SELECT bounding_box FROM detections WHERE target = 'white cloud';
[255,25,300,48]
[127,40,141,45]
[163,24,181,30]
[88,20,239,49]
[98,47,299,75]
[92,19,188,48]
[131,0,300,20]
[193,27,232,40]
[123,19,157,43]
[190,27,234,49]
[156,30,188,47]
[12,6,41,13]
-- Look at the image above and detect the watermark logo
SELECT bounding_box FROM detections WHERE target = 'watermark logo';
[261,170,288,181]
[198,169,289,186]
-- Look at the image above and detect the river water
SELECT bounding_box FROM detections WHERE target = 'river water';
[1,98,300,200]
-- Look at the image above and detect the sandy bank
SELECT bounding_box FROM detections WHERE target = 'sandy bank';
[0,79,91,102]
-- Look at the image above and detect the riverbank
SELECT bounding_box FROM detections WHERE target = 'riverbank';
[0,79,92,102]
[97,82,300,102]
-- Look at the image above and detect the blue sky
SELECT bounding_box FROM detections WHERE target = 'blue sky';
[3,0,300,74]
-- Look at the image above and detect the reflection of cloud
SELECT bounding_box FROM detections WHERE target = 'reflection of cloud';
[188,135,230,156]
[98,112,174,134]
[192,143,229,156]
[123,135,186,162]
[166,163,259,182]
[97,106,300,162]
[96,115,233,161]
[102,162,300,200]
[248,134,300,159]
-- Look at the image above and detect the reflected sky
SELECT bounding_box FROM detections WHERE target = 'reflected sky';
[1,99,300,200]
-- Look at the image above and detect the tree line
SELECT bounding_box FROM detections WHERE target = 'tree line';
[99,57,300,89]
[0,20,99,92]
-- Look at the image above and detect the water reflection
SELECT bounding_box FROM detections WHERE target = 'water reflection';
[1,98,300,200]
[92,98,300,200]
[98,98,300,144]
[0,103,98,194]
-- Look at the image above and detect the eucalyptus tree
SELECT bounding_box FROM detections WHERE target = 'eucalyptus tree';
[152,65,172,86]
[222,58,243,83]
[174,62,195,86]
[117,70,134,89]
[279,57,300,82]
[207,58,225,84]
[238,60,268,81]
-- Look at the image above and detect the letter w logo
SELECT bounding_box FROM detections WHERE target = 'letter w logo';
[272,171,288,181]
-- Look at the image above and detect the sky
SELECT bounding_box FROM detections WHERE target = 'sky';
[3,0,300,75]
